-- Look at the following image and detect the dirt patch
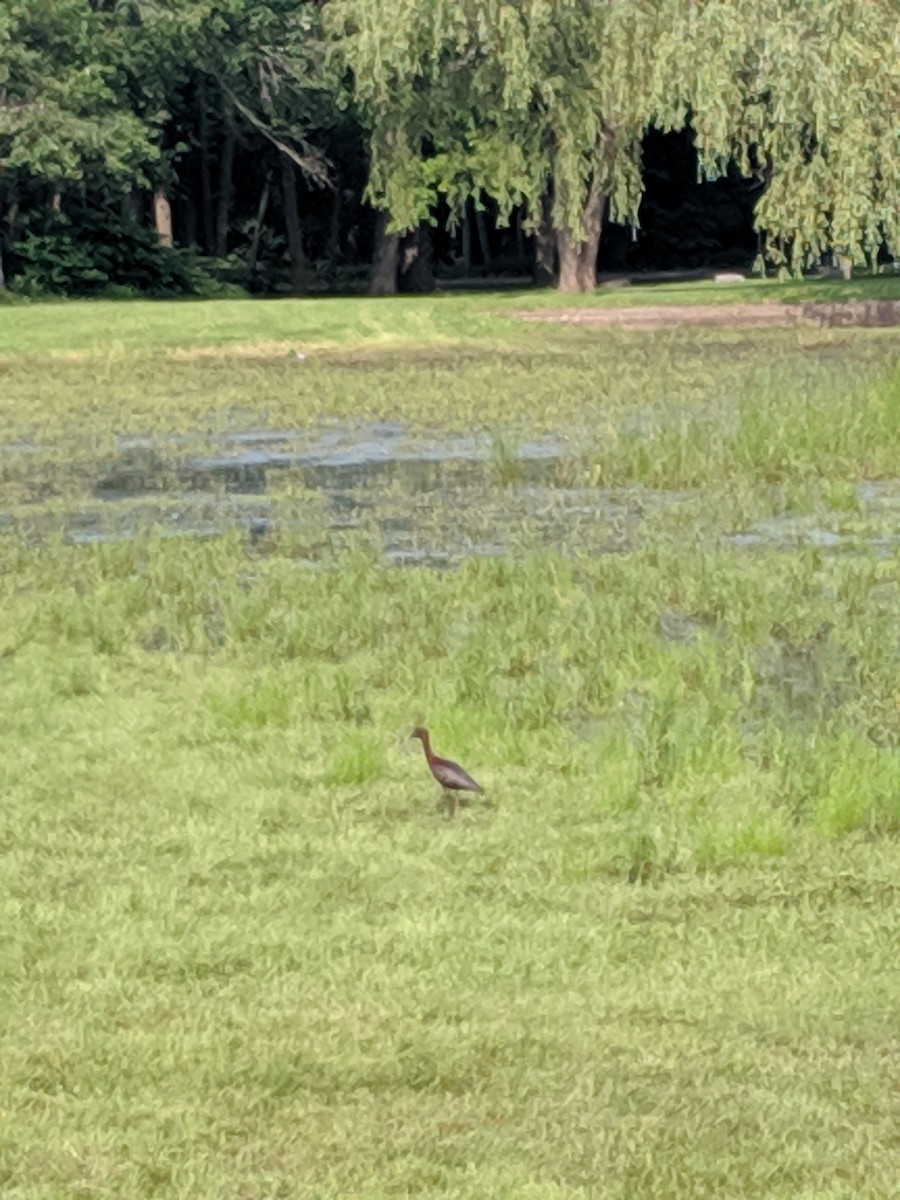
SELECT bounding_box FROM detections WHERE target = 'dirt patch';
[518,299,900,330]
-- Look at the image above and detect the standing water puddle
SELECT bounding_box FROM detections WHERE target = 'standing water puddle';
[1,422,897,564]
[98,423,566,497]
[725,482,900,558]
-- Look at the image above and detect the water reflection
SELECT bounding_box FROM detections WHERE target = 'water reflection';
[1,422,897,564]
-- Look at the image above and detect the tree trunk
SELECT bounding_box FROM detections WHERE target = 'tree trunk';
[248,172,271,276]
[369,210,400,295]
[474,205,491,267]
[198,78,216,253]
[399,224,435,293]
[280,154,305,293]
[327,170,343,268]
[555,184,606,294]
[215,112,236,258]
[515,205,526,271]
[533,191,556,287]
[576,185,606,291]
[556,229,581,294]
[153,188,173,247]
[460,204,472,273]
[183,195,198,249]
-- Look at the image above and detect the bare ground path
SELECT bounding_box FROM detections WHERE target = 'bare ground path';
[517,298,900,329]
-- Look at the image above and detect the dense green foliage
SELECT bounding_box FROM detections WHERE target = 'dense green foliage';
[1,1,897,293]
[1,294,898,1195]
[10,201,210,296]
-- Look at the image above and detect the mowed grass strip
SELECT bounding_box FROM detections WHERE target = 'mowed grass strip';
[1,272,897,358]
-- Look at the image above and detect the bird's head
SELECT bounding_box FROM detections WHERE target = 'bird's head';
[409,725,428,742]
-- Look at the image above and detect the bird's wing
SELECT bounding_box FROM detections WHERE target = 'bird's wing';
[434,756,484,792]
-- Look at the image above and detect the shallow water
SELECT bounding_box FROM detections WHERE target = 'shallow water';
[2,482,686,567]
[96,424,567,499]
[725,482,900,558]
[1,421,897,564]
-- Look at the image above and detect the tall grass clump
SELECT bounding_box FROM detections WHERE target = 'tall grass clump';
[5,534,897,864]
[584,359,899,489]
[733,362,899,482]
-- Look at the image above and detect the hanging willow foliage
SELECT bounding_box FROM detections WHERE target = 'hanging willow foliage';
[325,0,899,277]
[681,0,900,270]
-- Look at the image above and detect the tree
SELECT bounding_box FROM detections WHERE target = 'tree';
[2,0,895,295]
[323,1,690,293]
[323,0,478,293]
[0,0,155,215]
[128,0,334,273]
[325,0,899,292]
[678,0,900,274]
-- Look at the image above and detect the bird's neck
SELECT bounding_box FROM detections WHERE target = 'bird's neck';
[419,732,434,761]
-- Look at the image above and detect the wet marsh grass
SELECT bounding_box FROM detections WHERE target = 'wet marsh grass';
[1,331,897,514]
[1,291,899,1197]
[3,534,899,1197]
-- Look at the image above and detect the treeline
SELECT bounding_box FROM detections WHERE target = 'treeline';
[1,0,897,297]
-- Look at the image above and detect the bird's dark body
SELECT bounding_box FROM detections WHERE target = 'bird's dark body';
[429,754,483,794]
[409,726,484,811]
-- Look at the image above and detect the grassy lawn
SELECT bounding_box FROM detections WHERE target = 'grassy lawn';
[1,272,898,359]
[1,286,898,1198]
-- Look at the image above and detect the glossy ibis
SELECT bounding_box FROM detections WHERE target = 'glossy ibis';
[410,726,484,816]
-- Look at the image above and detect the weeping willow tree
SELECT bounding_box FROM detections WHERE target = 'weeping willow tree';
[326,0,899,292]
[683,0,900,274]
[322,0,467,292]
[324,0,683,291]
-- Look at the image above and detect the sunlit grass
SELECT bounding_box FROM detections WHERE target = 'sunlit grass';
[0,271,896,356]
[1,291,898,1197]
[4,533,898,858]
[2,536,899,1196]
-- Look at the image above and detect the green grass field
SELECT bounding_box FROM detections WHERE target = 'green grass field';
[1,281,898,1198]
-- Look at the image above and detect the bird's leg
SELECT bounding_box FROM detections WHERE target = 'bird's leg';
[443,790,457,819]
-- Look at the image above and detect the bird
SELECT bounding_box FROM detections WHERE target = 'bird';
[409,726,484,816]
